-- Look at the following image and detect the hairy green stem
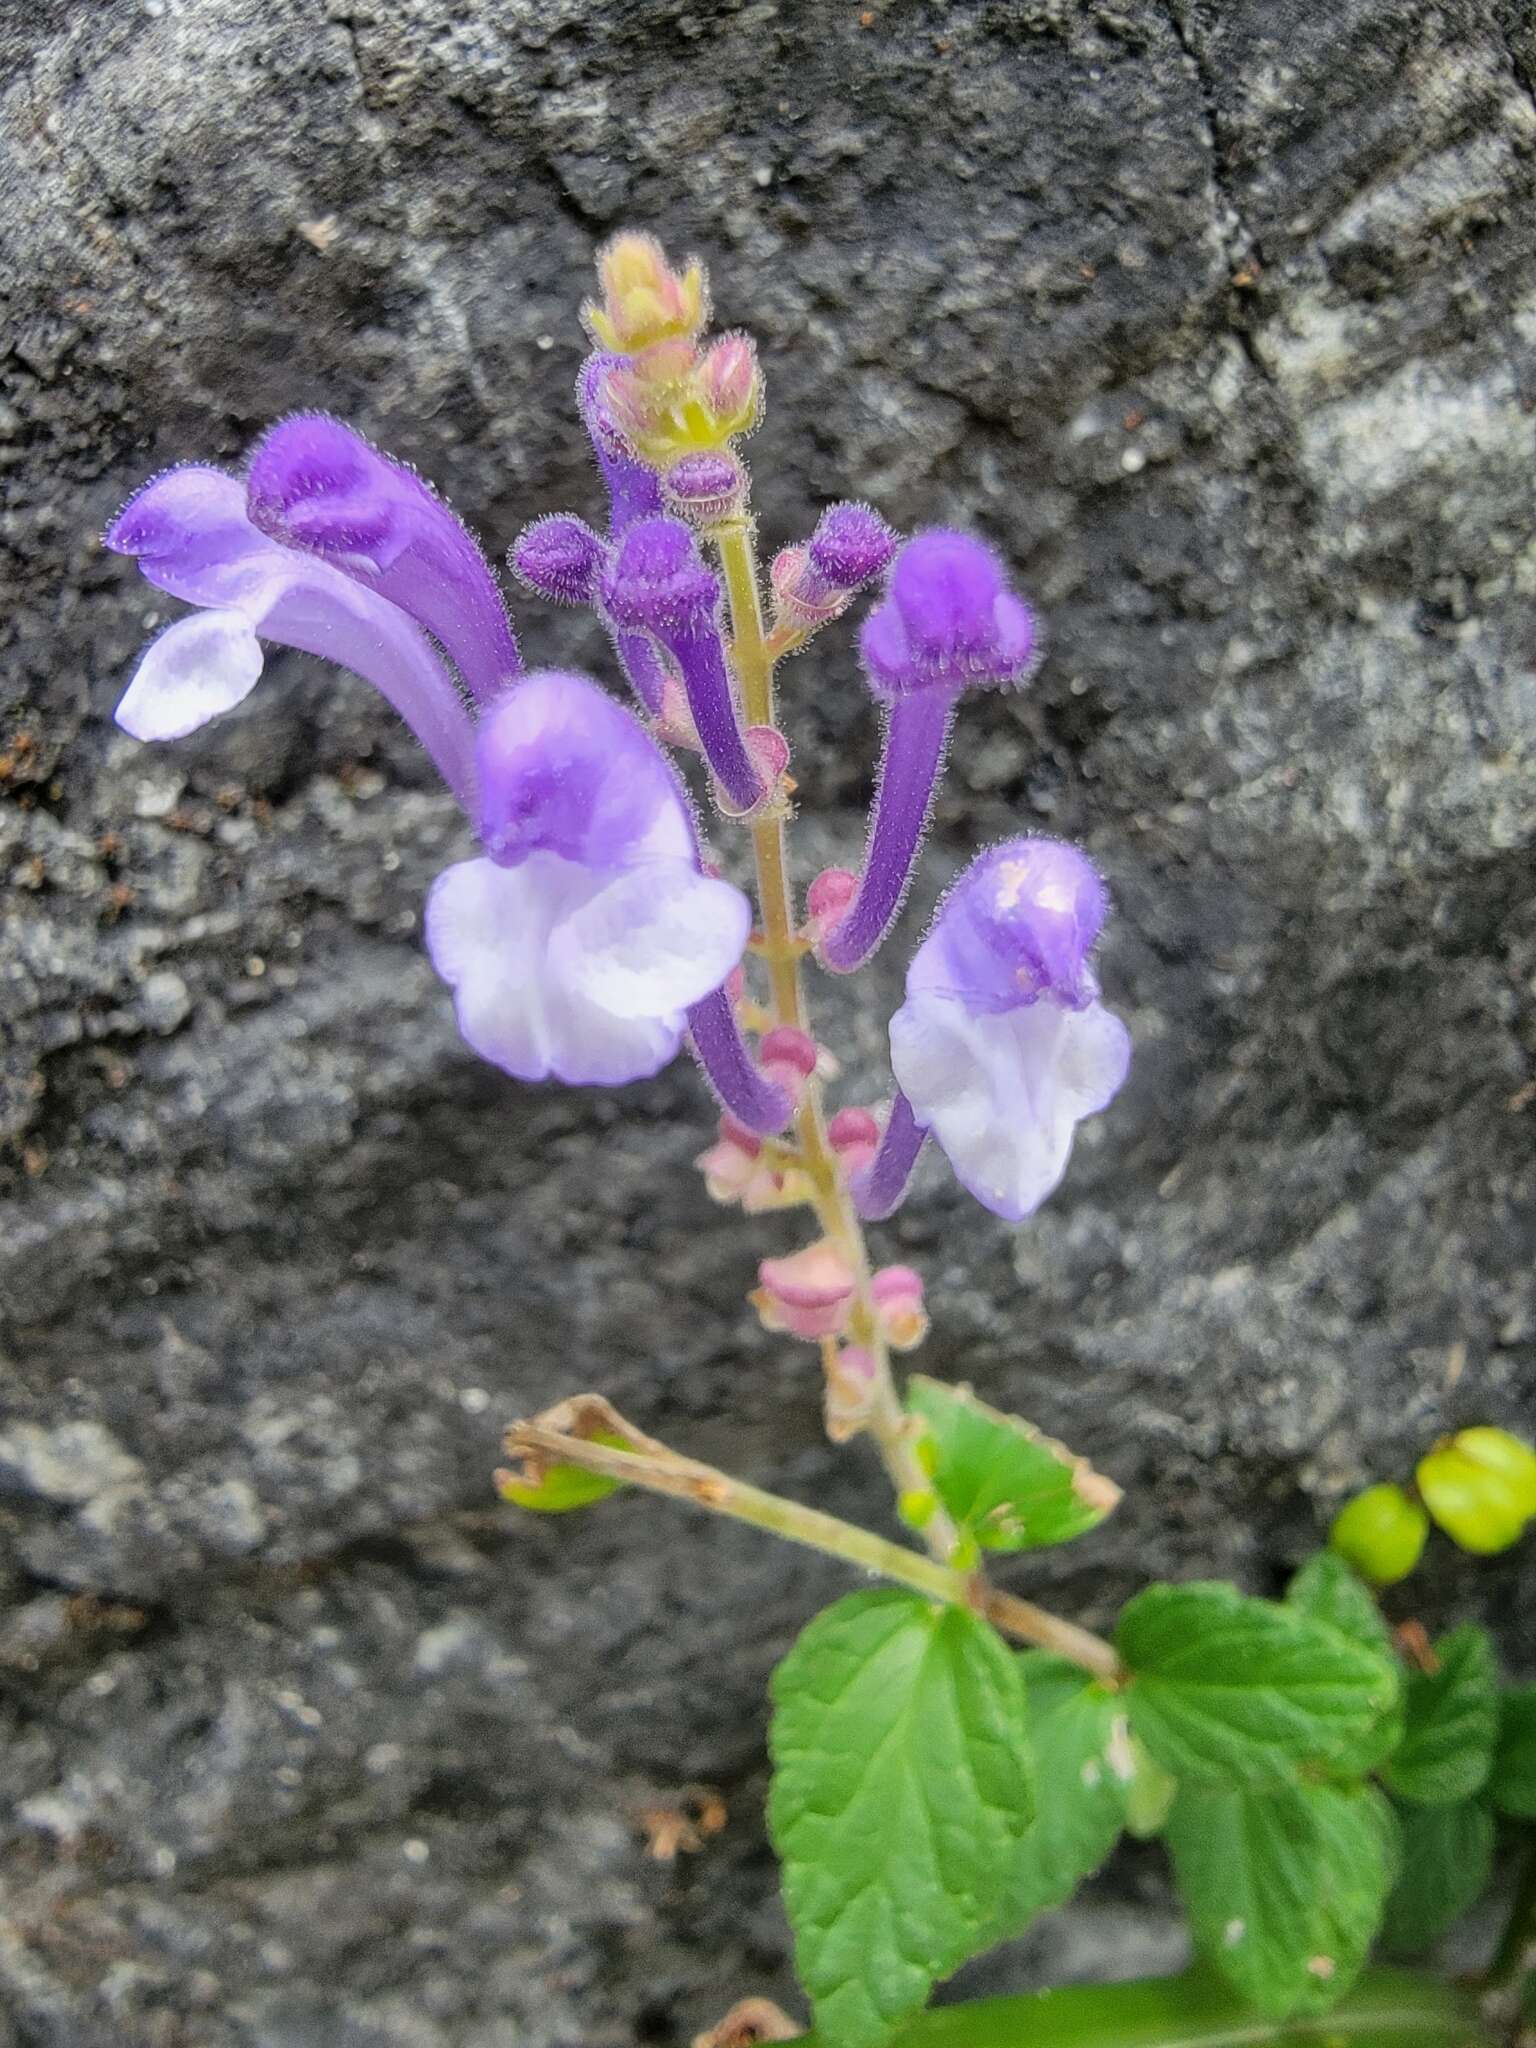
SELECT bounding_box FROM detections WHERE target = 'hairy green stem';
[709,509,964,1564]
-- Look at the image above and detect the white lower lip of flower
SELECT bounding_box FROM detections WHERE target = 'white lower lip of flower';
[889,990,1130,1222]
[425,850,749,1088]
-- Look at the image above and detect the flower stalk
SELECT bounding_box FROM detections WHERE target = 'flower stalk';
[709,511,968,1564]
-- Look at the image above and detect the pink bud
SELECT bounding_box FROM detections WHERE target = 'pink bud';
[754,1240,855,1341]
[804,867,858,946]
[759,1025,818,1100]
[701,332,760,423]
[871,1264,928,1351]
[828,1105,881,1177]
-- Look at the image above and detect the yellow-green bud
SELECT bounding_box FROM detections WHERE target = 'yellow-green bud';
[1418,1434,1535,1555]
[1329,1483,1429,1586]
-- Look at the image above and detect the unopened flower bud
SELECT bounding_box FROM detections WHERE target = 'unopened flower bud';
[511,514,608,606]
[664,450,746,526]
[828,1106,881,1177]
[585,233,707,356]
[808,503,898,591]
[1328,1483,1429,1586]
[871,1264,928,1351]
[759,1025,818,1098]
[700,332,761,435]
[1418,1430,1536,1555]
[753,1240,855,1341]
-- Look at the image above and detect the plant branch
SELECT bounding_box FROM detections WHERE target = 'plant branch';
[499,1401,1126,1684]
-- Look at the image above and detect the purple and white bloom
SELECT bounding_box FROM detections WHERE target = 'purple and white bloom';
[245,414,521,704]
[107,462,480,809]
[107,440,761,1094]
[857,839,1130,1223]
[819,530,1039,975]
[425,672,754,1087]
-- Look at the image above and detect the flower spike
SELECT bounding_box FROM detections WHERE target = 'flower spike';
[602,517,773,815]
[886,839,1129,1220]
[245,414,521,704]
[819,530,1039,975]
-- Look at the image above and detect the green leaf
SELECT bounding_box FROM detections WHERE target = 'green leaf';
[1286,1552,1394,1656]
[1165,1778,1399,2018]
[1382,1626,1498,1807]
[1118,1581,1400,1786]
[1121,1733,1178,1839]
[769,1590,1035,2048]
[987,1654,1127,1941]
[1493,1684,1536,1818]
[906,1378,1119,1553]
[1380,1799,1495,1956]
[1285,1554,1404,1774]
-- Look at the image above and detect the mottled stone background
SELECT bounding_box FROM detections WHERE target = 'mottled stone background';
[2,0,1534,2041]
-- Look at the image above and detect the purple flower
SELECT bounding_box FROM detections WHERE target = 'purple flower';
[245,415,521,703]
[858,840,1129,1222]
[819,529,1039,975]
[425,672,753,1087]
[106,463,479,810]
[602,517,773,814]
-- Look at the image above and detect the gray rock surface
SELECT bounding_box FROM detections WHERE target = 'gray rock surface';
[2,0,1535,2039]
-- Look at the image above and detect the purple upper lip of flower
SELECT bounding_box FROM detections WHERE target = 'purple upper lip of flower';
[921,840,1108,1013]
[244,413,522,703]
[859,528,1038,701]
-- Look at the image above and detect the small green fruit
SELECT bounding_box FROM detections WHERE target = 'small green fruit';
[1454,1428,1536,1520]
[1329,1483,1429,1586]
[1418,1439,1533,1555]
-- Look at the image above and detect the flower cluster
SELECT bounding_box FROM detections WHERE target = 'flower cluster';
[104,232,1130,1435]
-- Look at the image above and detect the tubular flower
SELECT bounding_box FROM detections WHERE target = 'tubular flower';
[602,517,780,814]
[106,461,479,809]
[819,530,1039,975]
[244,414,521,704]
[426,673,752,1086]
[876,839,1130,1222]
